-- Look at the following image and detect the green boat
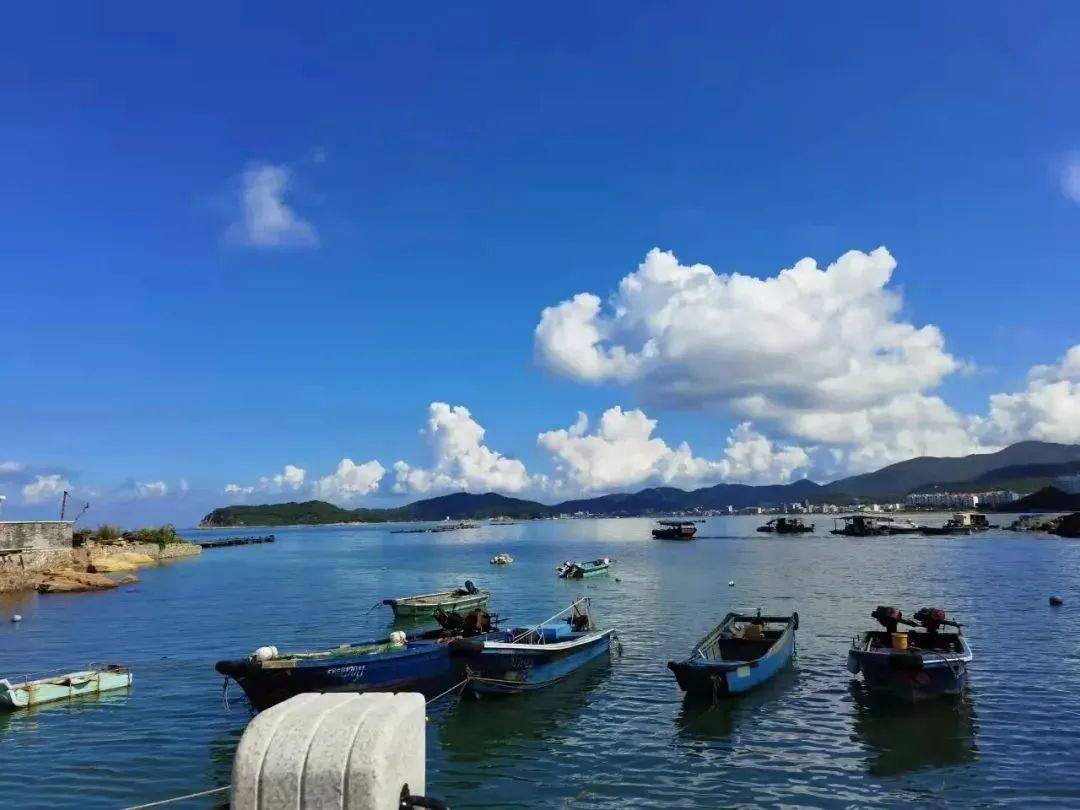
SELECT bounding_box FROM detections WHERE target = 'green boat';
[557,558,612,579]
[0,665,133,710]
[383,581,490,619]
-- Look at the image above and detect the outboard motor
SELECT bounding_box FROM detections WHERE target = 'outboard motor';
[913,607,957,634]
[871,606,905,634]
[463,580,478,595]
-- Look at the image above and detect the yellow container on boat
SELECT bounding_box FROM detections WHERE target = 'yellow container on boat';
[890,632,909,650]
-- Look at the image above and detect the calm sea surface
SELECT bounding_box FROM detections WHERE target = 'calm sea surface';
[3,517,1080,808]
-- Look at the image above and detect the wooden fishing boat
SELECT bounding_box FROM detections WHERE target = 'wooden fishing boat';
[652,520,697,540]
[215,612,494,711]
[757,517,814,534]
[919,512,992,536]
[556,557,611,579]
[831,515,893,537]
[0,665,133,710]
[383,581,489,618]
[450,599,614,695]
[847,606,973,702]
[667,612,798,699]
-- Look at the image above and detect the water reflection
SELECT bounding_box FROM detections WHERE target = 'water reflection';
[437,656,612,759]
[0,689,134,735]
[849,683,978,776]
[675,667,799,740]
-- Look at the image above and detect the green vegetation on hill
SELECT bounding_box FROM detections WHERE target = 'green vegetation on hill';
[201,493,552,527]
[200,441,1080,526]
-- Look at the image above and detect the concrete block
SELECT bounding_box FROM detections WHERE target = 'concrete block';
[232,692,426,810]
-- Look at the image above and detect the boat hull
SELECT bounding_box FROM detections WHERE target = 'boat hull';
[668,614,797,699]
[454,629,614,695]
[652,529,696,540]
[385,592,489,618]
[848,646,971,702]
[0,668,133,710]
[216,642,457,711]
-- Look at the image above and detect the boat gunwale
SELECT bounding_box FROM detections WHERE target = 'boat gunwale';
[384,589,491,607]
[477,628,615,654]
[685,613,797,667]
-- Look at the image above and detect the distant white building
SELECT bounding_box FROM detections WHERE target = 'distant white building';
[905,492,979,509]
[1054,474,1080,494]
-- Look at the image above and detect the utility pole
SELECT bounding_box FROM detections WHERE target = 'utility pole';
[60,490,69,520]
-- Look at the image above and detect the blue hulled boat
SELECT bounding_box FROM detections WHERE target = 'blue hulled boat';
[667,611,798,699]
[450,599,615,695]
[847,606,973,702]
[216,612,493,711]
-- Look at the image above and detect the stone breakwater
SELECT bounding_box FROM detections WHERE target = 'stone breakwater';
[0,540,202,593]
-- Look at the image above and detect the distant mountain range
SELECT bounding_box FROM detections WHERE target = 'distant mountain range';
[200,440,1080,527]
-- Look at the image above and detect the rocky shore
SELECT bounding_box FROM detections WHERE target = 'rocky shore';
[0,540,202,594]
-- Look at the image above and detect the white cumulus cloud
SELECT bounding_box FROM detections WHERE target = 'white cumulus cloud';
[224,483,255,497]
[313,459,386,503]
[538,406,808,494]
[21,474,71,504]
[133,481,169,498]
[975,344,1080,445]
[226,163,318,248]
[393,403,535,495]
[1062,152,1080,204]
[535,247,974,470]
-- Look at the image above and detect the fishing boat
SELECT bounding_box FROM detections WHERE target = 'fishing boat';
[383,580,489,619]
[847,606,973,702]
[216,612,494,711]
[756,517,814,534]
[831,515,894,537]
[450,599,615,695]
[920,512,992,536]
[652,520,697,540]
[0,665,133,710]
[667,612,798,699]
[556,557,612,578]
[490,553,513,565]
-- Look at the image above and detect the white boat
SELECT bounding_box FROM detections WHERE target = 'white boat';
[0,665,133,710]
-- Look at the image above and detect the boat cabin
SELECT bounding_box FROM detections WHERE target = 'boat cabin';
[831,515,892,536]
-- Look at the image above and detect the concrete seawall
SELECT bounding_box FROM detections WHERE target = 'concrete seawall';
[0,523,201,592]
[0,520,74,553]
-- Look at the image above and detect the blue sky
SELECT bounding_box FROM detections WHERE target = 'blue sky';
[3,4,1080,524]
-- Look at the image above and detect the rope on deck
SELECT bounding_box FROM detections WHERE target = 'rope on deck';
[122,784,230,809]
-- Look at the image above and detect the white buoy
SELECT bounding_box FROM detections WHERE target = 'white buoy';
[728,581,735,587]
[11,614,22,623]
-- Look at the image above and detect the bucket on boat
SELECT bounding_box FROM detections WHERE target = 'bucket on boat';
[890,632,909,650]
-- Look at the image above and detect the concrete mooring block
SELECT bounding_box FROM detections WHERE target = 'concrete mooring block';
[232,692,426,810]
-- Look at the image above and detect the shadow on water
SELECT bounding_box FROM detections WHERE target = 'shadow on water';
[436,655,612,761]
[848,682,978,777]
[674,666,799,740]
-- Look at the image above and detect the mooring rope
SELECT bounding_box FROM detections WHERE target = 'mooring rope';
[425,676,471,705]
[122,784,231,809]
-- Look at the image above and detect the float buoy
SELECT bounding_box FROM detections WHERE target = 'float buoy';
[11,614,22,623]
[728,581,735,587]
[1050,595,1064,607]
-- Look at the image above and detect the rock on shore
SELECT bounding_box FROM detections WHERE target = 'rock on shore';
[38,569,120,593]
[88,552,156,573]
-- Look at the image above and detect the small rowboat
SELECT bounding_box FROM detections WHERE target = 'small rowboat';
[668,612,798,699]
[383,581,490,619]
[556,558,611,579]
[847,606,973,702]
[0,665,133,710]
[652,520,697,540]
[450,599,615,695]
